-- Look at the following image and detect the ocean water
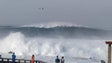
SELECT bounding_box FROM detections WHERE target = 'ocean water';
[0,26,110,63]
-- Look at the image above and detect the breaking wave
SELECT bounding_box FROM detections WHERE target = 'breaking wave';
[0,32,107,61]
[21,22,88,28]
[0,25,111,39]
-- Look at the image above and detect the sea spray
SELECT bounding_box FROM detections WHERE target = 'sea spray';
[0,32,107,60]
[0,32,28,55]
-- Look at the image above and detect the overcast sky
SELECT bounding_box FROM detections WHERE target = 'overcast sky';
[0,0,112,30]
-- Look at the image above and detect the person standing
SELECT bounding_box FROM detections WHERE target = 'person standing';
[32,54,35,63]
[12,53,16,63]
[55,56,60,63]
[61,56,65,63]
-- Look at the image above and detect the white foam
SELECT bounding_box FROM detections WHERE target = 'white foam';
[21,22,88,28]
[0,32,107,63]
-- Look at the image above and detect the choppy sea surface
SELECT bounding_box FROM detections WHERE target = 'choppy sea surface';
[0,25,111,63]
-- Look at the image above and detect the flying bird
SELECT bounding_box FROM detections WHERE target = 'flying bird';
[38,8,44,10]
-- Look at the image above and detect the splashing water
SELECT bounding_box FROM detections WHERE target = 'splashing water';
[0,32,108,63]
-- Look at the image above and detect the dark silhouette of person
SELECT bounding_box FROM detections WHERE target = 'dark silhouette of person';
[55,56,60,63]
[12,53,16,63]
[101,60,105,63]
[61,56,65,63]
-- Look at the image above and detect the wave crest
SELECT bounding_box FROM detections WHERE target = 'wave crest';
[21,22,88,28]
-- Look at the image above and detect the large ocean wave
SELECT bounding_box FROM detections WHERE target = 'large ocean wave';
[0,26,110,63]
[0,26,111,39]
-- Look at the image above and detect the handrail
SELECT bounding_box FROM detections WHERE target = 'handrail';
[0,58,46,63]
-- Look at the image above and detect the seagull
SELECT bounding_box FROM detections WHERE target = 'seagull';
[38,8,44,10]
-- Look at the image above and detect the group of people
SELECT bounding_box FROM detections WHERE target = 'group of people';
[31,55,65,63]
[11,53,35,63]
[11,53,65,63]
[55,56,65,63]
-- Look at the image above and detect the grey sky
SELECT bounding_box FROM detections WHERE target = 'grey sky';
[0,0,112,30]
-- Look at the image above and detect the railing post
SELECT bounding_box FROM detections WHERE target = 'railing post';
[2,58,3,62]
[30,60,31,63]
[24,60,26,63]
[18,59,20,63]
[38,61,40,63]
[36,61,38,63]
[7,59,9,63]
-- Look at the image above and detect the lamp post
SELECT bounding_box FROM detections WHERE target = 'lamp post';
[106,41,112,63]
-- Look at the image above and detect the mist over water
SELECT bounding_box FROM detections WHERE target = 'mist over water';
[0,26,110,63]
[0,32,107,58]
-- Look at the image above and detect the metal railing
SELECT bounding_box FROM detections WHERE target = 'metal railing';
[0,58,46,63]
